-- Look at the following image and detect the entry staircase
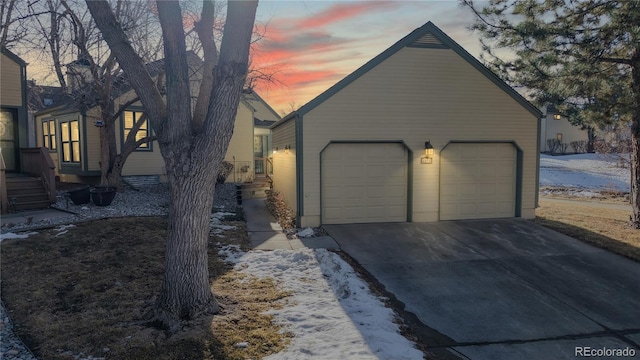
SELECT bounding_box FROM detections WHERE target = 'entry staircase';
[240,175,272,200]
[1,148,56,213]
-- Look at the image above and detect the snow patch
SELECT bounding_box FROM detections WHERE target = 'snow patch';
[0,231,38,242]
[540,153,629,192]
[296,227,315,238]
[229,248,422,360]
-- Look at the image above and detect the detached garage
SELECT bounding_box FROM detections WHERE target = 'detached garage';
[270,22,542,228]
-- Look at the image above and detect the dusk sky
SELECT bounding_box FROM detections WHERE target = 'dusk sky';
[23,1,487,116]
[250,1,483,115]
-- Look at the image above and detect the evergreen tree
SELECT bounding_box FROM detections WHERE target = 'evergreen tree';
[463,0,640,227]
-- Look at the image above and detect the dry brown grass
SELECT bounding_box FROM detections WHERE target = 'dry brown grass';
[535,200,640,262]
[1,216,291,360]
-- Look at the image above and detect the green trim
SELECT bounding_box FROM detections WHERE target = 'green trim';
[406,44,450,49]
[1,47,26,66]
[82,113,89,171]
[535,117,541,208]
[59,165,100,176]
[120,107,153,152]
[439,141,523,219]
[318,140,412,224]
[295,115,304,226]
[270,21,542,131]
[40,118,57,151]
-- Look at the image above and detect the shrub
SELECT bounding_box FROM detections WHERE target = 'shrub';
[570,140,587,153]
[216,161,235,184]
[266,190,295,230]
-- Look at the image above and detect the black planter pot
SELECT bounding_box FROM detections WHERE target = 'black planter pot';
[90,186,117,206]
[67,186,91,205]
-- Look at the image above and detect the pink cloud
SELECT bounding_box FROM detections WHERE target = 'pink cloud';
[294,1,393,30]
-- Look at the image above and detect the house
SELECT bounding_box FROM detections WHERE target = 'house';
[1,47,56,212]
[33,52,279,185]
[1,47,29,173]
[270,22,542,227]
[245,90,280,177]
[540,105,589,153]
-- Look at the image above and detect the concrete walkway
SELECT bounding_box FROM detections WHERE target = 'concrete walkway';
[242,198,339,250]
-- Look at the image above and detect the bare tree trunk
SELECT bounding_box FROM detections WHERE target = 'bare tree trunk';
[630,49,640,228]
[155,157,219,332]
[86,0,258,331]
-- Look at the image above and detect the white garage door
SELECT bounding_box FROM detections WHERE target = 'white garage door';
[322,143,407,224]
[440,143,516,220]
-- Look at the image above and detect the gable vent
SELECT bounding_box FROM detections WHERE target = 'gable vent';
[408,32,448,48]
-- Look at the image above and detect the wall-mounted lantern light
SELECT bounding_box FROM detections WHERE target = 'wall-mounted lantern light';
[553,114,562,120]
[273,146,279,154]
[422,140,434,164]
[284,145,291,154]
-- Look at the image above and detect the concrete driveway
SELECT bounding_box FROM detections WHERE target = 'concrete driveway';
[324,219,640,359]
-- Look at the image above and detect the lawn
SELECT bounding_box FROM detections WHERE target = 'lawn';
[0,216,291,360]
[535,199,640,262]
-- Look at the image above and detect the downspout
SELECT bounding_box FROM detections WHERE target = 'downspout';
[295,113,304,227]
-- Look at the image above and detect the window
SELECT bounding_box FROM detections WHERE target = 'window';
[556,133,563,141]
[123,110,150,150]
[60,120,80,163]
[42,120,56,150]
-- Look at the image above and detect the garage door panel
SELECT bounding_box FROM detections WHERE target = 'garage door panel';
[322,143,407,224]
[440,143,516,220]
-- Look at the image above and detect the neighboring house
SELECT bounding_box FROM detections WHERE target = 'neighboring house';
[1,47,56,212]
[33,53,278,185]
[0,47,29,173]
[245,90,280,177]
[540,105,589,153]
[270,22,542,227]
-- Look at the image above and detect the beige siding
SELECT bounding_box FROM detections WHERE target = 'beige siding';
[300,47,538,227]
[541,114,588,152]
[0,52,22,106]
[224,102,254,183]
[272,119,297,215]
[84,108,102,171]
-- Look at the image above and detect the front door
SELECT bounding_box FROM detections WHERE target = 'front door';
[0,109,18,172]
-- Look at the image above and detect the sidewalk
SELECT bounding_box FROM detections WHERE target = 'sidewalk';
[242,198,339,250]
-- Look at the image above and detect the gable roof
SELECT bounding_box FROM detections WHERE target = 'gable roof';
[272,21,543,129]
[35,51,204,116]
[1,46,26,67]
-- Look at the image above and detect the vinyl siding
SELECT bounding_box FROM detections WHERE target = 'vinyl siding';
[224,102,255,183]
[272,119,297,215]
[84,108,101,171]
[0,52,22,106]
[540,114,588,152]
[301,47,538,227]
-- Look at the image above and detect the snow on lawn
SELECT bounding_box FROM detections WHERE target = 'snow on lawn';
[219,246,423,360]
[0,231,38,242]
[540,153,629,192]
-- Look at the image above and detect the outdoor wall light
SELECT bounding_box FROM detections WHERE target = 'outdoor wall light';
[422,140,434,164]
[553,114,562,120]
[284,145,291,154]
[424,140,434,157]
[273,146,279,154]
